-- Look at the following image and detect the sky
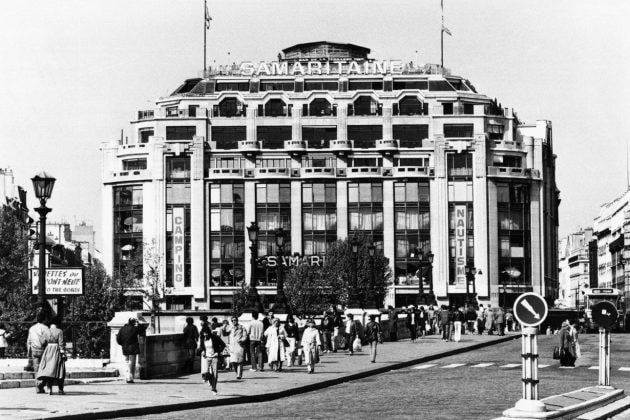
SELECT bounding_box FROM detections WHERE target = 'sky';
[1,0,629,249]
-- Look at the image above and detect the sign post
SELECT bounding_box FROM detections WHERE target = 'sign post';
[591,301,618,387]
[512,292,549,413]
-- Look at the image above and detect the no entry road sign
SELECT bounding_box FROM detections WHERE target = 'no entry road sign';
[513,292,548,327]
[591,301,619,330]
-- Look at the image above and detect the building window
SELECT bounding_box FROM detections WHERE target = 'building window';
[350,96,382,116]
[213,97,247,117]
[396,96,426,116]
[122,159,147,171]
[348,80,383,91]
[463,103,474,115]
[207,156,246,169]
[394,157,429,167]
[166,157,191,180]
[302,127,337,148]
[256,158,291,168]
[447,152,473,180]
[166,126,196,141]
[212,126,246,149]
[394,182,431,286]
[347,125,383,148]
[256,126,292,149]
[349,157,382,167]
[393,80,428,90]
[139,128,154,143]
[259,81,294,91]
[209,183,245,287]
[165,296,192,310]
[497,183,531,288]
[215,82,249,92]
[393,125,429,148]
[493,155,522,168]
[255,183,291,285]
[444,124,473,138]
[302,155,336,168]
[113,185,143,278]
[429,80,455,91]
[302,183,337,256]
[348,183,383,247]
[442,103,454,115]
[306,98,336,116]
[304,80,338,91]
[488,123,505,140]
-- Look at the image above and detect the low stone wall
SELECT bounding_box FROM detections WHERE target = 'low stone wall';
[143,333,199,378]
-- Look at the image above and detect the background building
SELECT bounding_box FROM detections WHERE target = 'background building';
[101,41,560,310]
[558,228,592,308]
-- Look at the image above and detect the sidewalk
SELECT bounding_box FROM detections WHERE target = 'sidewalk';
[0,333,515,419]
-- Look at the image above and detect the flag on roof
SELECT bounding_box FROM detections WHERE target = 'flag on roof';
[442,25,452,36]
[205,2,212,29]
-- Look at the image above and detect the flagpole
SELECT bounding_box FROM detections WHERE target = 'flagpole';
[203,0,207,75]
[440,0,444,69]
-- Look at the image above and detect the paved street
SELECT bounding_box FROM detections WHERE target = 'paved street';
[127,334,630,420]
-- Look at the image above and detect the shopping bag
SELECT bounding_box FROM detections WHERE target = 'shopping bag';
[201,356,209,374]
[352,337,362,352]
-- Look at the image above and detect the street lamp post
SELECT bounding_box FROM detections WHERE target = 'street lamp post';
[31,172,56,316]
[367,243,376,308]
[247,221,263,313]
[274,227,287,313]
[350,235,360,308]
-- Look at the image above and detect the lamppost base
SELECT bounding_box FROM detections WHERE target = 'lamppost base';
[513,398,547,413]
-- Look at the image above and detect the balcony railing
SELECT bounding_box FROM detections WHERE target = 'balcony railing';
[284,140,307,152]
[347,167,383,177]
[301,167,336,178]
[255,168,291,178]
[392,166,433,177]
[207,168,244,178]
[237,140,260,152]
[492,140,522,150]
[330,140,352,151]
[376,139,398,150]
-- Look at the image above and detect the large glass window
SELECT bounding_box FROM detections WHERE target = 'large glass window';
[307,99,335,116]
[497,183,531,288]
[302,127,337,148]
[304,80,338,91]
[113,186,143,278]
[261,99,290,117]
[393,125,429,148]
[348,183,383,248]
[212,126,246,149]
[444,124,474,138]
[347,125,383,148]
[213,97,247,117]
[396,96,426,116]
[394,182,431,286]
[257,126,292,149]
[166,157,190,180]
[350,96,382,116]
[348,80,383,90]
[209,183,245,288]
[302,183,337,256]
[166,126,196,141]
[122,159,147,171]
[447,152,473,180]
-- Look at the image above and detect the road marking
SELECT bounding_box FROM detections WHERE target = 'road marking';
[500,364,521,368]
[442,363,466,368]
[538,364,550,368]
[412,364,437,370]
[471,363,494,368]
[619,367,630,372]
[588,366,599,370]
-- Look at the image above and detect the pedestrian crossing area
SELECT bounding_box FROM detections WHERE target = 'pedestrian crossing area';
[410,362,630,372]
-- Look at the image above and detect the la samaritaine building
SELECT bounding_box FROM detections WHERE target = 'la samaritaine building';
[101,41,560,311]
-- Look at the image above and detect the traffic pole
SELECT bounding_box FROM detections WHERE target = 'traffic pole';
[598,327,611,386]
[514,327,546,413]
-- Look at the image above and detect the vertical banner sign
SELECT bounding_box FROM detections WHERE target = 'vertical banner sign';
[172,207,185,289]
[455,205,467,287]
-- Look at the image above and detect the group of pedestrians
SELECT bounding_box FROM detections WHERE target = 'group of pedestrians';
[389,304,515,343]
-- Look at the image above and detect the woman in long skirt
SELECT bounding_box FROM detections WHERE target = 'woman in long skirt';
[37,320,66,395]
[300,319,321,374]
[264,318,287,372]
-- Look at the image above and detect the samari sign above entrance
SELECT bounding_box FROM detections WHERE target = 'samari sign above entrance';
[240,60,404,77]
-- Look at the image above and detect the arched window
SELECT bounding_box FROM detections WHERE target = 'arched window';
[264,99,288,117]
[308,98,334,116]
[352,96,381,116]
[398,96,424,116]
[217,97,245,117]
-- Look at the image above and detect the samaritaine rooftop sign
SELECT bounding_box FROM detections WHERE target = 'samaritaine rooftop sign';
[240,60,404,77]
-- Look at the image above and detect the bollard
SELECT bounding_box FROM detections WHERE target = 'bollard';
[598,327,610,387]
[513,327,546,413]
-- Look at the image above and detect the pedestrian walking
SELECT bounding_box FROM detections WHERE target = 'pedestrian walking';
[440,305,451,341]
[465,306,477,335]
[247,311,264,372]
[218,319,231,370]
[387,306,398,341]
[0,323,10,358]
[485,306,495,335]
[476,305,486,335]
[506,310,514,332]
[332,308,343,352]
[558,321,576,367]
[494,307,505,336]
[264,318,287,372]
[427,305,435,335]
[37,318,66,395]
[345,313,362,354]
[199,326,226,395]
[300,318,321,374]
[452,307,464,342]
[222,316,248,379]
[320,311,334,353]
[417,306,427,338]
[27,312,50,393]
[364,315,382,363]
[569,319,581,360]
[183,317,199,373]
[116,317,143,383]
[406,305,418,342]
[284,316,300,367]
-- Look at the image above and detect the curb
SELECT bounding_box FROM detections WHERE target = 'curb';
[54,335,516,419]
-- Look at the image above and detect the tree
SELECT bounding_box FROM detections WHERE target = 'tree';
[283,264,346,317]
[231,284,270,317]
[322,236,391,309]
[142,239,168,333]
